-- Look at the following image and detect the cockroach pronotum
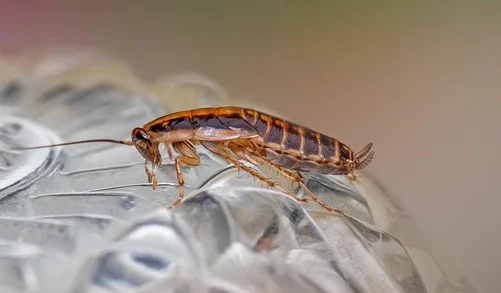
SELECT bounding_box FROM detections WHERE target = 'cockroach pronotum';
[12,107,374,213]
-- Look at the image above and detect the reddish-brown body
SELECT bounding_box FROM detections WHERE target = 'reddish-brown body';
[17,106,374,213]
[130,107,374,212]
[139,107,372,175]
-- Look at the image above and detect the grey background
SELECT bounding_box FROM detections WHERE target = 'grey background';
[0,1,499,292]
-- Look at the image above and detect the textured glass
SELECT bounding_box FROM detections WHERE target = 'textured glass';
[0,53,477,293]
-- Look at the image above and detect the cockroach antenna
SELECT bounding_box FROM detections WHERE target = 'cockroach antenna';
[11,139,134,150]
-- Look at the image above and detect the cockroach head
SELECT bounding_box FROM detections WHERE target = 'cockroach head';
[353,142,374,170]
[131,127,161,165]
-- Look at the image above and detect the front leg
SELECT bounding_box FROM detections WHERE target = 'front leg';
[144,160,158,190]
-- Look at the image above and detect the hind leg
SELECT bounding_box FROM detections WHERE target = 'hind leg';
[200,141,305,202]
[227,142,342,214]
[265,163,343,214]
[213,141,310,203]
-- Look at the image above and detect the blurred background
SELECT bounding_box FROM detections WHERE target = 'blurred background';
[0,1,499,292]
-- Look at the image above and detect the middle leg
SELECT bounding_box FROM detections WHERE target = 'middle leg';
[169,155,200,209]
[169,141,201,209]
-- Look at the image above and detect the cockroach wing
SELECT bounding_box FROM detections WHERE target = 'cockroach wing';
[192,127,241,141]
[191,116,241,141]
[216,116,259,139]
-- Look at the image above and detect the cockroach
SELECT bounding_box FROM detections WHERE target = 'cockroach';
[13,107,374,213]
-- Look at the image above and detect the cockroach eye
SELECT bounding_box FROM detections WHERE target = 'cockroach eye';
[131,128,151,145]
[131,127,154,160]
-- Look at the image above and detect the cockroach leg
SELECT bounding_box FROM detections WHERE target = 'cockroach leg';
[168,141,201,210]
[227,142,310,204]
[265,161,343,214]
[201,142,297,200]
[144,160,158,190]
[168,155,200,209]
[165,143,174,160]
[266,164,311,204]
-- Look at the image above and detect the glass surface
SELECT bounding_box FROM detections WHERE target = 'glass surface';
[0,53,477,293]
